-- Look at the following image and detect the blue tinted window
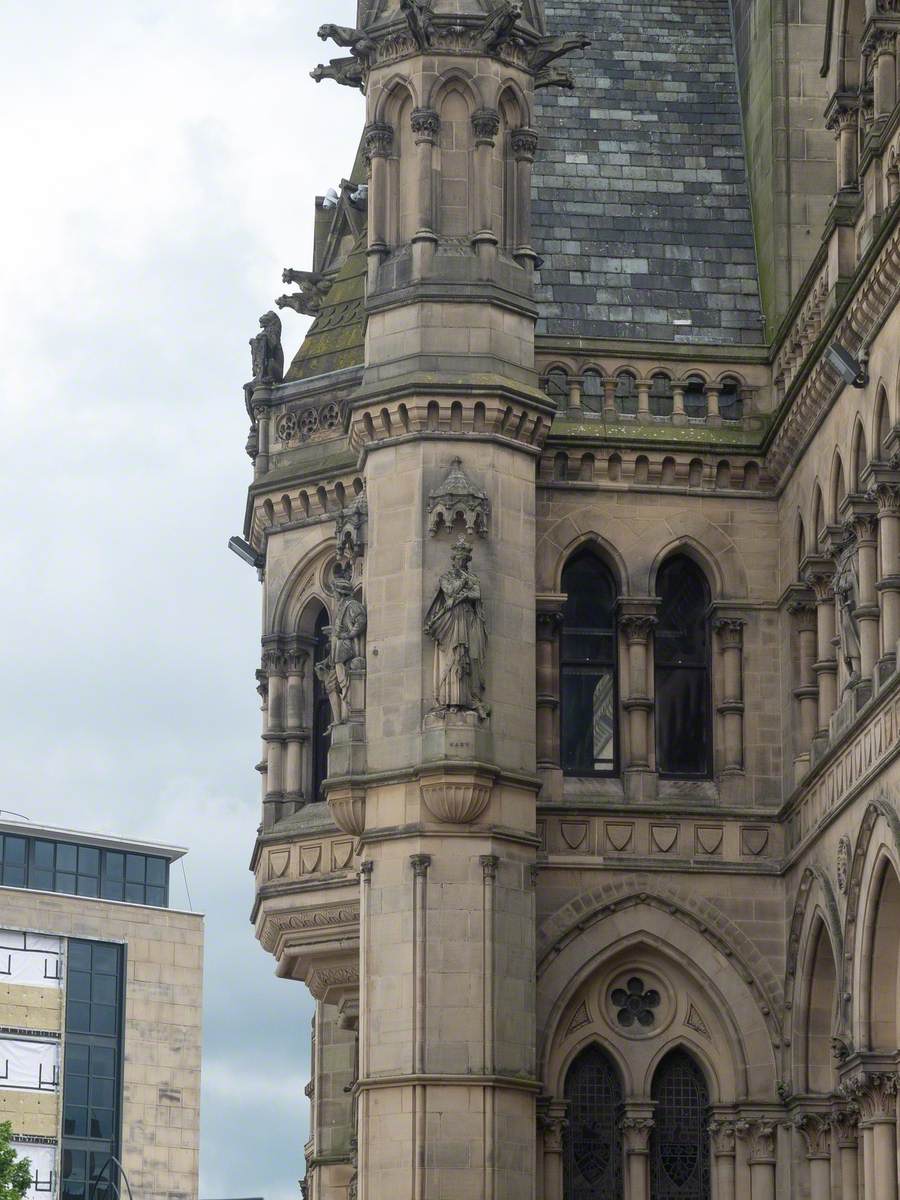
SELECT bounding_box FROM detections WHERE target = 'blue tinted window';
[0,835,168,906]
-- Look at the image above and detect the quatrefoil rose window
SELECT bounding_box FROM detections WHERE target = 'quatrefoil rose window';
[611,977,660,1028]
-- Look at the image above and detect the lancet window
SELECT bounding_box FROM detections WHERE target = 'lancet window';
[563,1045,624,1200]
[650,1050,711,1200]
[655,556,712,777]
[560,551,618,775]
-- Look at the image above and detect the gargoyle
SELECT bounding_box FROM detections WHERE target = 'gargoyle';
[277,270,333,317]
[400,0,434,49]
[530,33,590,70]
[310,57,365,90]
[477,0,523,53]
[535,66,575,89]
[317,24,376,60]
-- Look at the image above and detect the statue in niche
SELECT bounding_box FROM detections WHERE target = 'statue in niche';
[315,571,367,725]
[833,541,861,690]
[249,311,284,384]
[425,538,489,720]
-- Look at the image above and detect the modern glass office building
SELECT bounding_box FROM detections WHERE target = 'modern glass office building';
[0,820,203,1200]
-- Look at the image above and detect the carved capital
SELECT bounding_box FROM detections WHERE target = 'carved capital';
[708,1118,737,1156]
[471,108,501,144]
[735,1118,778,1162]
[803,561,836,601]
[620,614,656,644]
[364,121,394,159]
[510,127,539,160]
[840,1072,898,1123]
[619,1116,654,1153]
[868,481,900,513]
[539,1115,567,1153]
[794,1112,832,1159]
[410,853,432,878]
[827,103,858,134]
[479,854,499,880]
[713,617,746,647]
[844,513,878,544]
[410,107,440,143]
[830,1105,859,1147]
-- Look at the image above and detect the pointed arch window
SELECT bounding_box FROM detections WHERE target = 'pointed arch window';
[655,555,711,778]
[312,607,331,802]
[564,1045,624,1200]
[650,1050,711,1200]
[560,551,618,775]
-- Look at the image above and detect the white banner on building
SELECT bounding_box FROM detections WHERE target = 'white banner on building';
[11,1143,57,1198]
[0,930,61,988]
[0,1037,59,1092]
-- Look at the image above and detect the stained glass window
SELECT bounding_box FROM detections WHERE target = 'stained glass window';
[564,1046,624,1200]
[561,552,618,774]
[650,1050,711,1200]
[655,556,711,777]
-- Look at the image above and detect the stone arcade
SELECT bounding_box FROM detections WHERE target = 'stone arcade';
[236,0,900,1196]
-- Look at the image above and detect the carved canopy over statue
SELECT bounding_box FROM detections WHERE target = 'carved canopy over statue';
[249,311,284,384]
[315,573,368,725]
[833,540,861,690]
[425,538,489,719]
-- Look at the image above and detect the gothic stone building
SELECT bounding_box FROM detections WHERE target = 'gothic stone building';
[238,1,900,1197]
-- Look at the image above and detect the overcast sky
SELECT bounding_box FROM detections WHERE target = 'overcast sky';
[1,4,360,1197]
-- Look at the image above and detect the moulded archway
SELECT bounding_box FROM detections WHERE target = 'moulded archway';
[801,917,839,1092]
[861,853,900,1051]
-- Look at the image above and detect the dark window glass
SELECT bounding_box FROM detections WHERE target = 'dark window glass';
[615,372,637,415]
[32,868,55,892]
[5,837,27,865]
[146,886,165,907]
[104,853,124,882]
[146,857,167,888]
[561,552,617,775]
[63,941,122,1196]
[655,556,711,777]
[718,378,742,421]
[34,841,55,869]
[581,370,604,413]
[125,854,145,883]
[77,876,99,898]
[78,847,100,876]
[56,844,77,872]
[124,882,144,904]
[650,373,673,416]
[57,873,77,895]
[650,1050,711,1200]
[684,377,706,419]
[312,607,332,803]
[545,368,569,405]
[564,1046,624,1200]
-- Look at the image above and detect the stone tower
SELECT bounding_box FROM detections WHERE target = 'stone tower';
[247,3,584,1198]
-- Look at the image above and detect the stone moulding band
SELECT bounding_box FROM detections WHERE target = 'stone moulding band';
[353,1072,543,1093]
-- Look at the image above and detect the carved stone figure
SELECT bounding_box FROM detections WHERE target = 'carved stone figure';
[833,541,862,689]
[478,1,523,52]
[335,488,368,561]
[400,0,435,49]
[277,269,333,317]
[249,311,284,384]
[529,33,591,70]
[317,23,376,59]
[425,538,489,719]
[837,834,851,892]
[310,57,365,89]
[315,574,367,726]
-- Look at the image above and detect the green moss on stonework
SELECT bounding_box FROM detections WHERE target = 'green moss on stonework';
[549,415,772,451]
[285,233,367,383]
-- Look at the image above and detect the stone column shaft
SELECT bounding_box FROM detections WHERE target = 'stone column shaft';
[535,611,561,770]
[511,129,537,265]
[805,564,838,735]
[709,1118,737,1200]
[714,619,745,772]
[620,615,655,770]
[736,1119,777,1200]
[620,1109,653,1200]
[874,35,897,116]
[872,484,900,670]
[472,109,499,266]
[853,517,880,685]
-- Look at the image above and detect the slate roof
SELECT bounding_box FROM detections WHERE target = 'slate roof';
[533,0,764,345]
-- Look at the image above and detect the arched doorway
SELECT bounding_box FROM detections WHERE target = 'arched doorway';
[564,1045,624,1200]
[650,1049,711,1200]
